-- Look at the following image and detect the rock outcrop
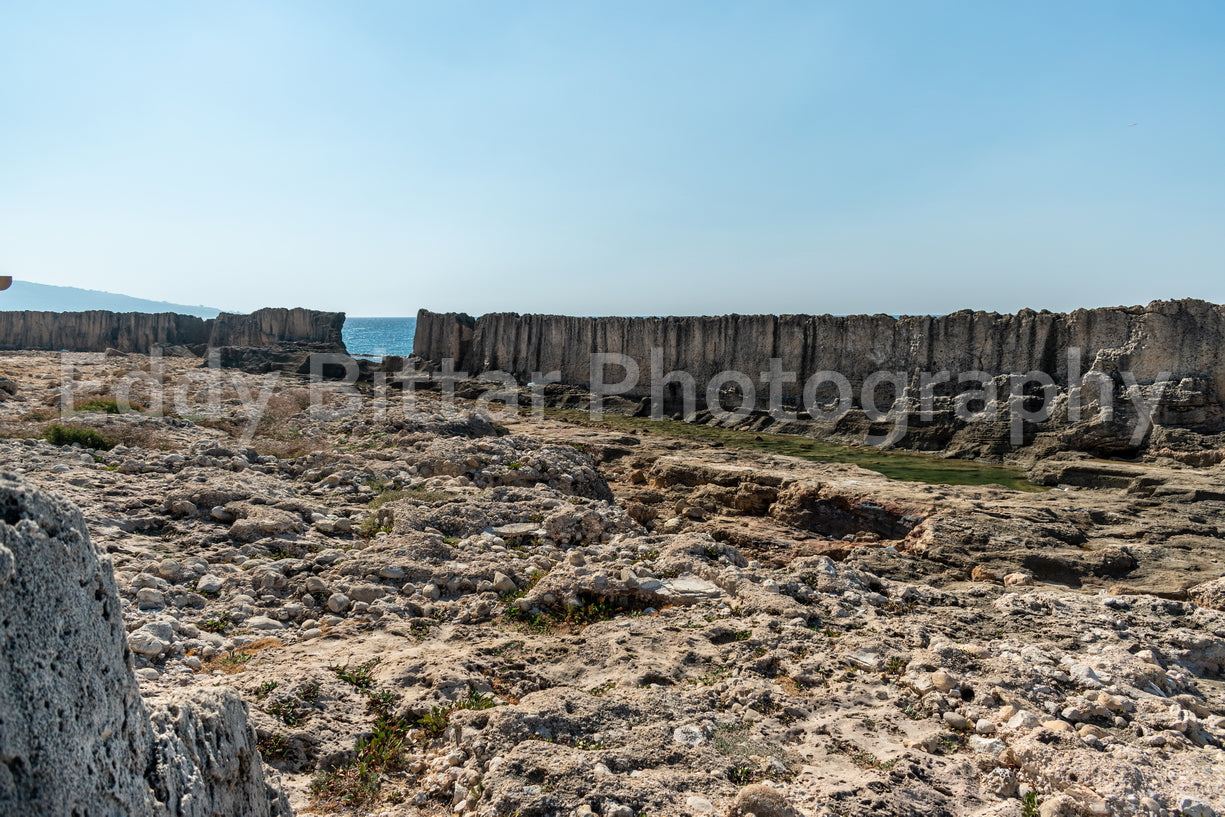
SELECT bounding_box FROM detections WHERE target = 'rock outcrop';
[414,300,1225,451]
[0,473,289,817]
[208,307,345,349]
[0,306,345,355]
[0,310,211,352]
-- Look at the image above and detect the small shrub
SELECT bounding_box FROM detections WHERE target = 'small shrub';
[417,705,452,736]
[45,424,114,450]
[358,509,394,539]
[366,690,399,715]
[217,650,253,671]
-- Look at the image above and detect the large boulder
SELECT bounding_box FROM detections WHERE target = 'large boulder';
[0,473,290,817]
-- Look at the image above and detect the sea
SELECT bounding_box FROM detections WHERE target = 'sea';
[342,316,417,360]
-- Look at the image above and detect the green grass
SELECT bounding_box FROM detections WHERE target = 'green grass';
[45,424,115,450]
[541,408,1042,490]
[75,398,136,414]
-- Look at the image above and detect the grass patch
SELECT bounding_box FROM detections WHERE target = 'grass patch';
[75,398,138,414]
[417,690,499,737]
[253,681,279,699]
[713,722,775,758]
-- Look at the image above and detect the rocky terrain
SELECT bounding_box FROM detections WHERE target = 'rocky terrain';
[2,349,1224,817]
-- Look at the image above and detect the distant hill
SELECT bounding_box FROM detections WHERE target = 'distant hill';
[0,281,227,318]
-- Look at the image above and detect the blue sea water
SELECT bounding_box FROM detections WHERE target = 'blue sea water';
[342,316,417,359]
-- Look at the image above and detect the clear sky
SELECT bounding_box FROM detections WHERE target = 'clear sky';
[2,1,1223,317]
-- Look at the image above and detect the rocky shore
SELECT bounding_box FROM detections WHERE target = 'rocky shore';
[2,349,1224,817]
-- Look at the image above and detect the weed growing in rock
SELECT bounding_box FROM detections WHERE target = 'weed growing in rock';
[830,738,895,770]
[199,612,232,633]
[329,657,381,689]
[257,733,290,760]
[253,681,278,699]
[266,700,307,727]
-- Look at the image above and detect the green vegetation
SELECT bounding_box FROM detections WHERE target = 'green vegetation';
[357,510,394,539]
[257,733,290,759]
[310,704,407,809]
[830,737,896,770]
[44,424,114,450]
[253,681,279,699]
[329,657,382,689]
[199,612,232,633]
[504,592,621,632]
[267,699,307,727]
[219,650,252,669]
[75,398,136,414]
[541,407,1042,490]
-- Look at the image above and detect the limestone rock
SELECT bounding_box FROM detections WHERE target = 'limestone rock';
[0,473,289,816]
[1189,576,1225,611]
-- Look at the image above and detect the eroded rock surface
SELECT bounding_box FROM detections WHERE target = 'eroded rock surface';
[0,472,289,817]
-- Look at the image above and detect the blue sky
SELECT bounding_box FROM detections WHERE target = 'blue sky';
[2,1,1222,317]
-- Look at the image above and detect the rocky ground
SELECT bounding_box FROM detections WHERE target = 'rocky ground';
[2,350,1225,817]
